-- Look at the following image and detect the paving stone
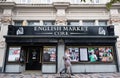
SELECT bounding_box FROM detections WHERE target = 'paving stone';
[0,73,120,78]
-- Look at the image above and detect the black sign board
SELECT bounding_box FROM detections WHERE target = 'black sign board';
[8,25,114,36]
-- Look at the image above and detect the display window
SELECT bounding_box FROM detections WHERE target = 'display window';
[66,46,114,63]
[8,46,21,62]
[43,46,56,62]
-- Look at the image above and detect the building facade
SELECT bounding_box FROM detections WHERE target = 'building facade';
[0,0,120,73]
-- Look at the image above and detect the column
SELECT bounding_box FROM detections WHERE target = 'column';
[110,8,120,72]
[53,2,69,26]
[0,10,12,72]
[95,20,99,26]
[40,20,43,26]
[79,20,82,26]
[57,39,65,72]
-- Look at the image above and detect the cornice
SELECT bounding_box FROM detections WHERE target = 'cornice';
[111,3,120,9]
[0,2,16,9]
[15,4,53,8]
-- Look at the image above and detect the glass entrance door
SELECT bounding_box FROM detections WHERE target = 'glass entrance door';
[26,46,42,70]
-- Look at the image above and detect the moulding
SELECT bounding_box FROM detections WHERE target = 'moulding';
[1,16,12,23]
[0,41,5,48]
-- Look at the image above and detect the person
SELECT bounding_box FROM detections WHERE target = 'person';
[60,48,74,76]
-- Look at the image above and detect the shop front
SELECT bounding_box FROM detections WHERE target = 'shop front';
[4,25,118,73]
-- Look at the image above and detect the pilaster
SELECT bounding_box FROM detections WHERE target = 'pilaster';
[53,2,69,25]
[110,8,120,72]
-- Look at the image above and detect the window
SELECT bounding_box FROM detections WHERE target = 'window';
[98,20,108,26]
[70,0,80,4]
[43,20,55,26]
[67,21,79,26]
[8,46,21,62]
[14,20,23,26]
[41,0,52,4]
[83,20,95,26]
[20,0,31,3]
[66,46,114,63]
[28,21,40,26]
[95,0,99,3]
[43,46,56,62]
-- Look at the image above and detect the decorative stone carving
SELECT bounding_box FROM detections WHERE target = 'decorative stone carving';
[109,16,120,23]
[55,16,67,25]
[117,41,120,48]
[1,16,12,23]
[22,20,28,26]
[0,41,5,48]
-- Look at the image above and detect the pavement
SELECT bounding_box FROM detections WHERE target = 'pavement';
[0,72,120,78]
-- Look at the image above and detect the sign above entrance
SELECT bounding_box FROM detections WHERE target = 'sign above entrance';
[8,25,114,36]
[34,26,88,36]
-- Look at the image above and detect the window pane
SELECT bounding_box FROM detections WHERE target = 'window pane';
[43,21,55,26]
[83,20,95,26]
[41,0,52,4]
[28,21,39,26]
[95,0,99,3]
[14,21,23,26]
[67,21,79,26]
[21,0,31,3]
[99,20,107,26]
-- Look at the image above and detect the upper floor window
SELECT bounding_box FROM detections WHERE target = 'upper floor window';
[83,20,95,26]
[28,21,40,26]
[41,0,52,4]
[14,20,23,26]
[98,20,108,26]
[43,20,55,26]
[20,0,32,3]
[70,0,80,4]
[95,0,99,3]
[67,21,79,26]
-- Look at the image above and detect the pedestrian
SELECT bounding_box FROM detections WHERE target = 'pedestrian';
[60,48,74,76]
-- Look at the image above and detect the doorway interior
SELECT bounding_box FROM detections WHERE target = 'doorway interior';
[22,46,42,70]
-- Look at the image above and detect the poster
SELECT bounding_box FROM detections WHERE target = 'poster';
[8,47,21,62]
[68,47,79,62]
[88,48,98,62]
[80,48,88,61]
[43,46,56,62]
[99,47,113,62]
